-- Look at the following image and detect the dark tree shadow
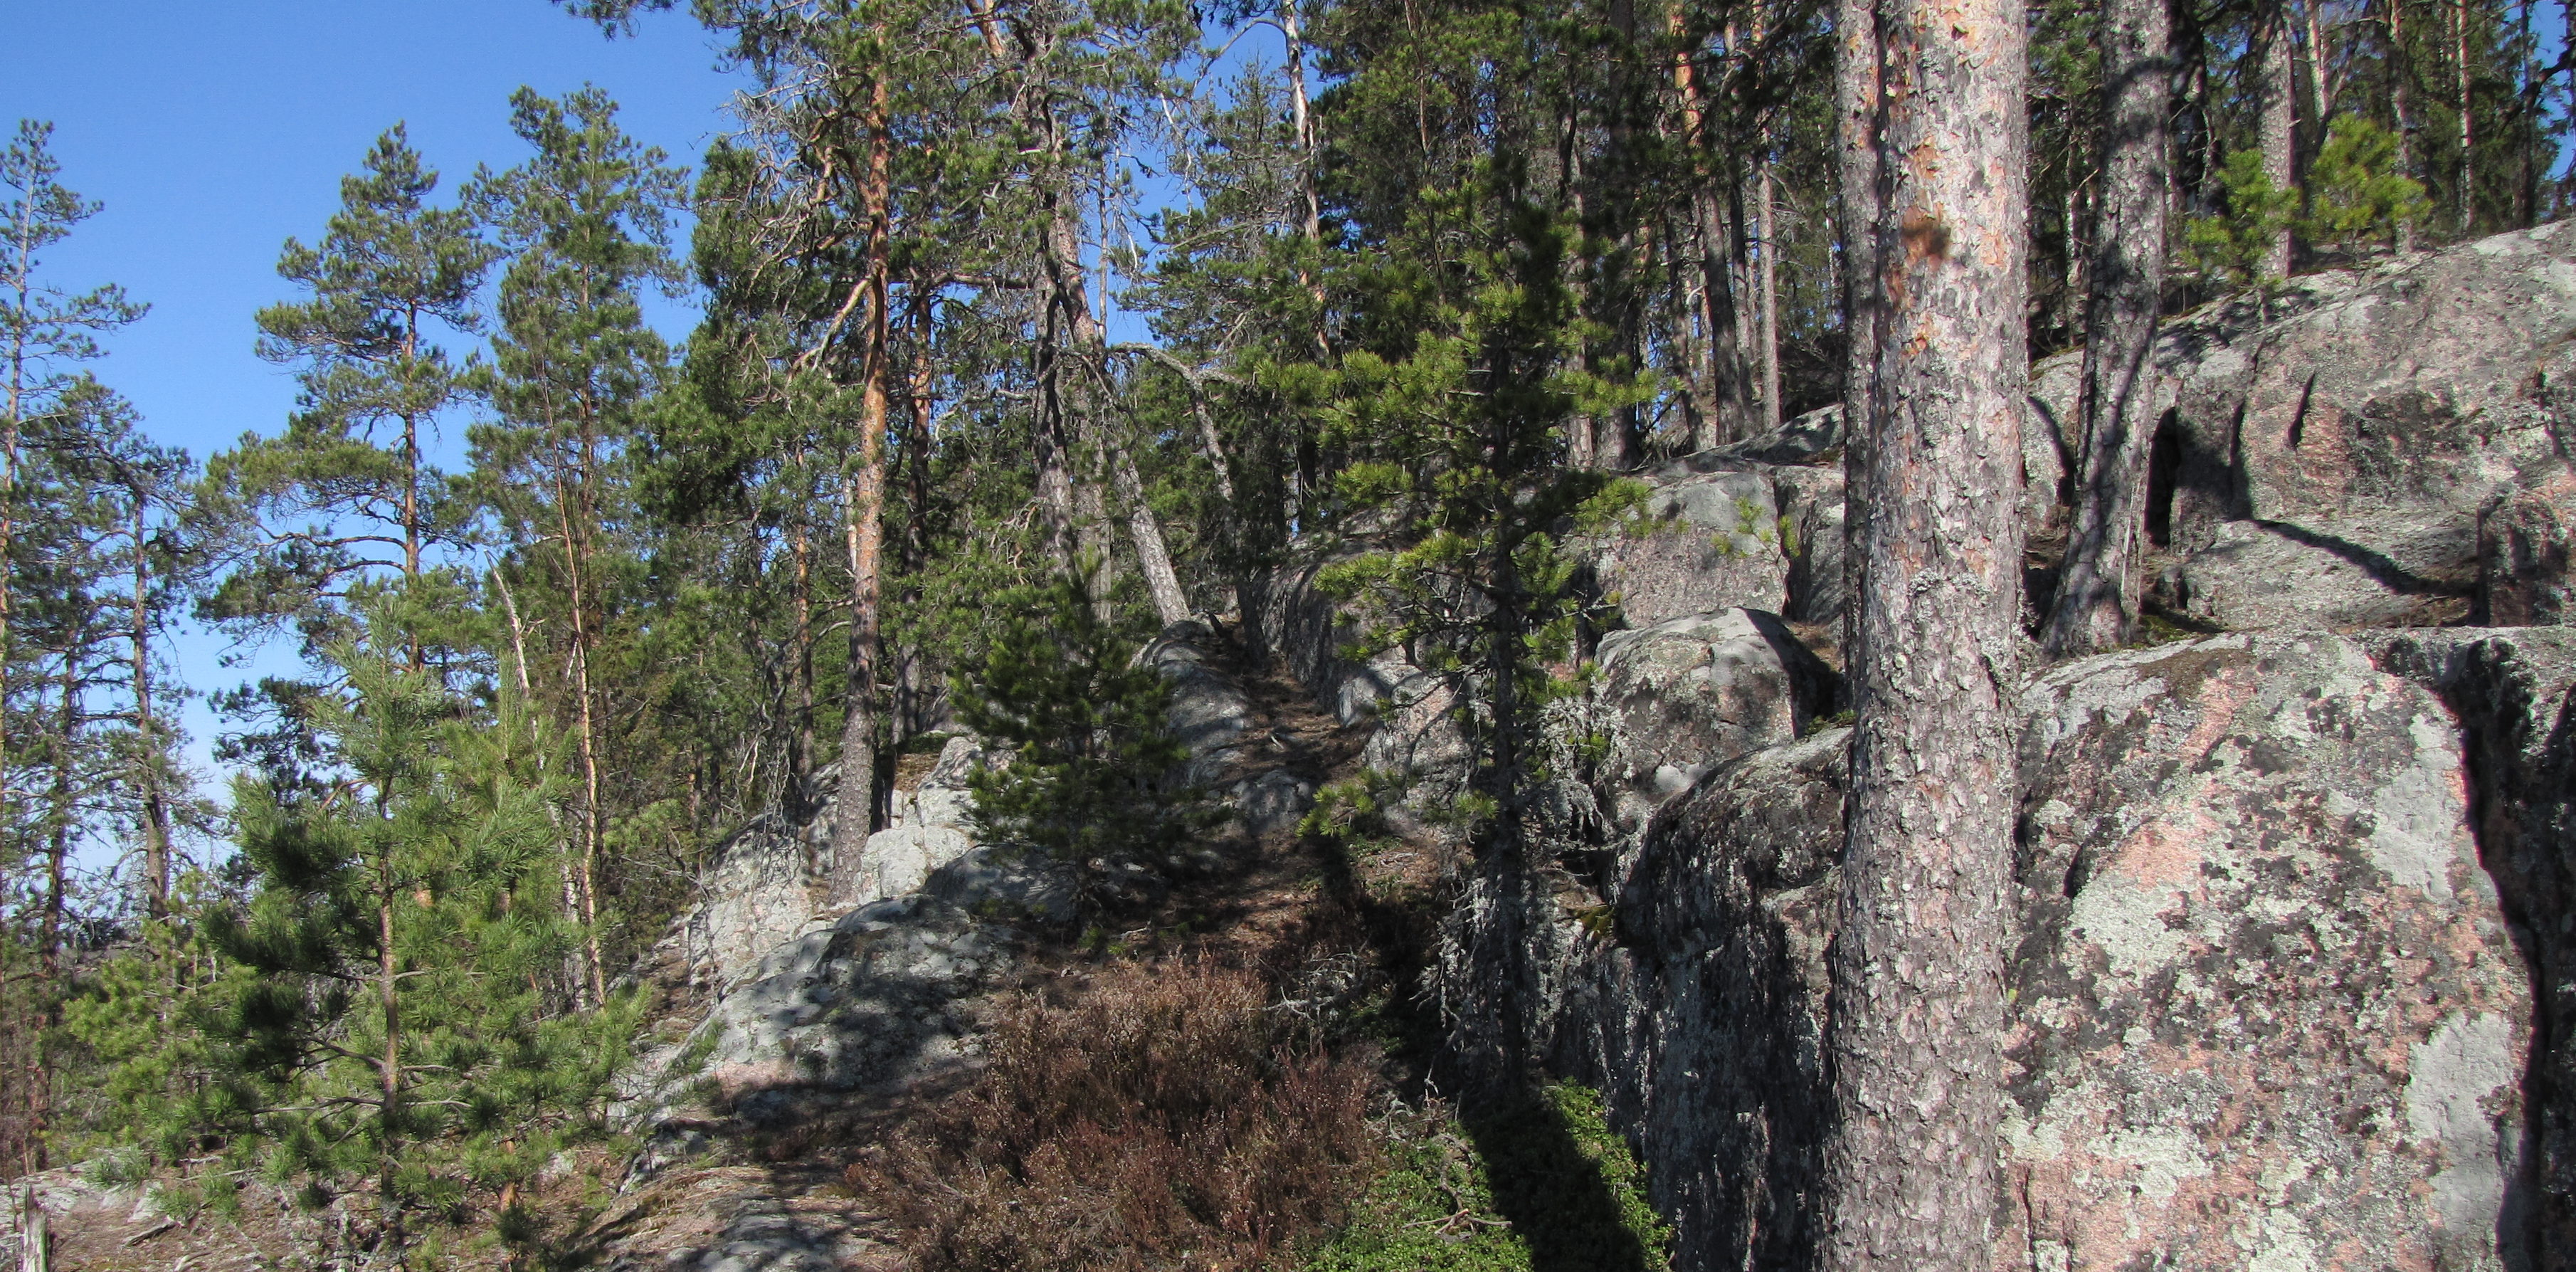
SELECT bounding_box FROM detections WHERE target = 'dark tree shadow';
[1460,1090,1661,1272]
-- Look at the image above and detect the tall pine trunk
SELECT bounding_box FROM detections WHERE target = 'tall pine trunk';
[2259,0,2299,275]
[1820,0,2029,1263]
[1835,0,1879,664]
[552,475,608,1006]
[833,70,894,876]
[1667,9,1755,448]
[2390,0,2423,251]
[2044,0,2172,656]
[129,495,172,916]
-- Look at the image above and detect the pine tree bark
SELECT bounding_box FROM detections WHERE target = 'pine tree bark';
[2452,0,2474,230]
[128,493,171,917]
[1667,9,1756,448]
[2389,0,2423,251]
[1820,0,2029,1263]
[2259,0,2299,275]
[2044,0,2171,656]
[833,69,894,877]
[1835,0,1880,665]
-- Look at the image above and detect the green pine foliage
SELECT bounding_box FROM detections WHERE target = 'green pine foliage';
[203,125,490,656]
[188,629,629,1256]
[952,562,1218,913]
[2181,149,2301,289]
[2302,117,2433,256]
[1302,1083,1669,1272]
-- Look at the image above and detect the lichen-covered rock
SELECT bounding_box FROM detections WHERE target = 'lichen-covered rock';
[885,735,982,834]
[1591,468,1790,627]
[1585,608,1832,834]
[849,824,973,904]
[2156,516,2477,630]
[1565,634,2535,1271]
[1773,466,1849,626]
[2365,626,2576,1259]
[1140,621,1258,785]
[2480,468,2576,625]
[687,812,824,989]
[665,893,1002,1106]
[2032,224,2576,631]
[2003,636,2527,1272]
[1551,727,1845,1272]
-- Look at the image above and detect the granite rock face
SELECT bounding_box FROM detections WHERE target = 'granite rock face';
[1564,635,2538,1271]
[2034,223,2576,631]
[2155,516,2479,631]
[1583,608,1833,834]
[1140,621,1259,786]
[630,890,1003,1144]
[686,811,828,990]
[2365,626,2576,1258]
[1590,468,1790,627]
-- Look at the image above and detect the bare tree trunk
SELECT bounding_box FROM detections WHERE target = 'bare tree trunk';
[1758,157,1781,433]
[1669,8,1756,448]
[2390,0,2423,251]
[1835,0,1880,663]
[2045,0,2172,656]
[2259,0,2299,275]
[1112,446,1191,626]
[128,495,171,917]
[376,850,403,1261]
[833,70,894,876]
[552,478,609,1006]
[28,643,75,1175]
[2454,0,2475,230]
[2307,0,2338,126]
[1820,0,2029,1263]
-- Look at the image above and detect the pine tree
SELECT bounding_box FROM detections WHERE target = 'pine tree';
[470,85,687,1006]
[1821,0,2029,1263]
[951,561,1215,917]
[204,126,491,664]
[199,624,625,1264]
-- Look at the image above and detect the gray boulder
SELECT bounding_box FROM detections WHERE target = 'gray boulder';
[685,812,825,990]
[648,893,1001,1113]
[1563,634,2535,1271]
[1139,621,1258,785]
[2035,223,2576,631]
[2155,516,2477,630]
[2364,626,2576,1253]
[1591,468,1790,627]
[1584,608,1834,834]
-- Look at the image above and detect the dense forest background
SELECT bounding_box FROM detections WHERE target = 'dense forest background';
[1,0,2570,1255]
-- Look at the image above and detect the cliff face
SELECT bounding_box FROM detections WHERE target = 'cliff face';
[1557,634,2560,1271]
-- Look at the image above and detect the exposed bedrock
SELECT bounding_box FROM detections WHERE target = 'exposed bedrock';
[1558,634,2550,1271]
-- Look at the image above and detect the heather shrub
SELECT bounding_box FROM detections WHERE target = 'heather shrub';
[858,958,1378,1272]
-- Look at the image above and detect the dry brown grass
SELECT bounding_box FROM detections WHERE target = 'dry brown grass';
[855,957,1378,1272]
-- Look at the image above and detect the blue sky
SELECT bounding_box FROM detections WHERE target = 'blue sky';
[2,0,741,872]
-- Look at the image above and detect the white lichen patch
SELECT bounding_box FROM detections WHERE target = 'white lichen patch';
[2407,1012,2520,1240]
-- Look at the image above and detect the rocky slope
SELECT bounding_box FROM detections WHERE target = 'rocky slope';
[1250,224,2576,1271]
[18,225,2572,1272]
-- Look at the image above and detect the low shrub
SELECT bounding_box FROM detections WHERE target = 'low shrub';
[857,958,1379,1272]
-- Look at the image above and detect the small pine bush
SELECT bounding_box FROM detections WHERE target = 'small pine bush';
[953,560,1220,915]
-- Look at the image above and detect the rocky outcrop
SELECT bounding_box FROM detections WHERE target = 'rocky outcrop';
[1590,467,1791,626]
[2365,626,2576,1258]
[1563,634,2539,1271]
[2042,222,2576,632]
[1581,608,1835,835]
[687,809,829,991]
